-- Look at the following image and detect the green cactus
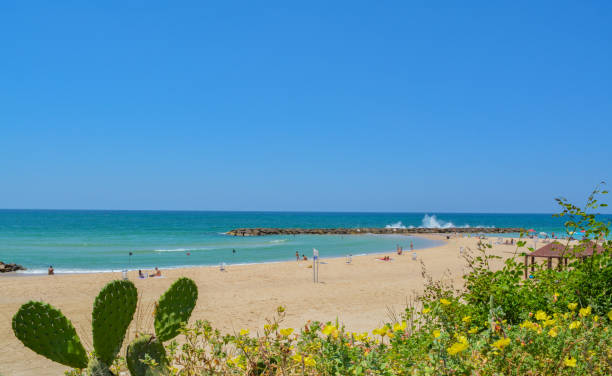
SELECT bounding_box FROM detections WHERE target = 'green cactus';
[12,301,88,369]
[87,357,113,376]
[154,277,198,342]
[126,334,166,376]
[12,279,139,372]
[92,280,138,365]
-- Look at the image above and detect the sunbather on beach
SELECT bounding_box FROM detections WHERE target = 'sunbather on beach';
[47,265,54,275]
[149,267,161,277]
[138,269,145,278]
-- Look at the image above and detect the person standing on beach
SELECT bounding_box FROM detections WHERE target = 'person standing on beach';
[410,241,414,251]
[296,251,299,261]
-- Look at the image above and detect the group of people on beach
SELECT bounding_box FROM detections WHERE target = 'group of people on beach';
[295,251,308,261]
[395,241,414,255]
[138,267,162,278]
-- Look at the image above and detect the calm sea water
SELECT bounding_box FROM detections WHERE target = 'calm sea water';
[0,210,609,274]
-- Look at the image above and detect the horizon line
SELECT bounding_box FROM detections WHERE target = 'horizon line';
[0,208,575,215]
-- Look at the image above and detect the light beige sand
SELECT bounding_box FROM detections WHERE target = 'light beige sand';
[0,235,530,375]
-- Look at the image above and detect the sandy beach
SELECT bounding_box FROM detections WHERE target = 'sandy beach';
[0,235,526,375]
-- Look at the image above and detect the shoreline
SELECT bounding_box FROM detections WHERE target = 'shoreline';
[1,234,449,277]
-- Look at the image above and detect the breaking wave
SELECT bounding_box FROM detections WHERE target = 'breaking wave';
[385,221,408,229]
[421,214,457,229]
[385,215,495,229]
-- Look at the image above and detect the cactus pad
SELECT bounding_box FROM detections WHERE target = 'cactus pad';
[126,334,166,376]
[87,357,113,376]
[12,301,88,369]
[92,280,138,365]
[154,277,198,342]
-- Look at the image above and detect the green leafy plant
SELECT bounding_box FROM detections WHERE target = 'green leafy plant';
[13,280,138,374]
[126,277,198,376]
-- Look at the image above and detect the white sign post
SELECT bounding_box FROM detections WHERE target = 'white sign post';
[313,248,319,283]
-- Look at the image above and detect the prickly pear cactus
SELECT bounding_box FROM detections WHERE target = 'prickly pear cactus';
[126,334,166,376]
[92,280,138,365]
[154,277,198,342]
[12,301,88,369]
[87,357,113,376]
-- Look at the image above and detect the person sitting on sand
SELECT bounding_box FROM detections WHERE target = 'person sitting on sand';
[149,267,161,277]
[48,265,54,275]
[138,269,145,278]
[397,247,403,255]
[302,254,308,261]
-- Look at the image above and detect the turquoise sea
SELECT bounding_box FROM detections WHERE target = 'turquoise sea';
[0,210,609,274]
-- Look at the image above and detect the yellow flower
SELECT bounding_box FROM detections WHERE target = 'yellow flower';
[422,308,431,314]
[462,316,471,323]
[543,319,556,327]
[392,321,407,332]
[372,327,387,337]
[239,329,249,336]
[279,328,294,336]
[447,336,468,355]
[607,310,612,321]
[433,329,441,339]
[568,303,578,311]
[291,355,316,367]
[440,298,451,306]
[468,327,478,334]
[564,357,577,368]
[593,315,599,322]
[322,324,338,338]
[569,321,581,330]
[579,306,591,318]
[492,337,511,350]
[520,320,538,331]
[535,310,548,321]
[548,328,558,337]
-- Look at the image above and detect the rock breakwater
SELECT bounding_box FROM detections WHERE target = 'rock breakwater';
[227,227,522,237]
[0,261,26,273]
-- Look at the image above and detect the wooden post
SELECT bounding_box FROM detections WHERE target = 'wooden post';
[524,255,528,278]
[547,257,552,269]
[531,256,535,273]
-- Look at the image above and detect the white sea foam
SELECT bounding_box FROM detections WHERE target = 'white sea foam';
[421,214,457,229]
[154,248,202,253]
[269,239,287,244]
[385,215,495,230]
[385,221,407,229]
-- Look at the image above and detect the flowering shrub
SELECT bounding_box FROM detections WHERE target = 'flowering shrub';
[114,302,609,375]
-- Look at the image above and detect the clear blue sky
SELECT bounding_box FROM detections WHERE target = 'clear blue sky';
[1,1,611,213]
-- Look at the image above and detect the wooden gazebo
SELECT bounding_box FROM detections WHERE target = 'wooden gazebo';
[524,241,605,278]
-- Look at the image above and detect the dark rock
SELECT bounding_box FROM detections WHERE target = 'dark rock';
[0,261,26,273]
[226,227,523,237]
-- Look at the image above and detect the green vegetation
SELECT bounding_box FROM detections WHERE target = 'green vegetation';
[11,187,612,375]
